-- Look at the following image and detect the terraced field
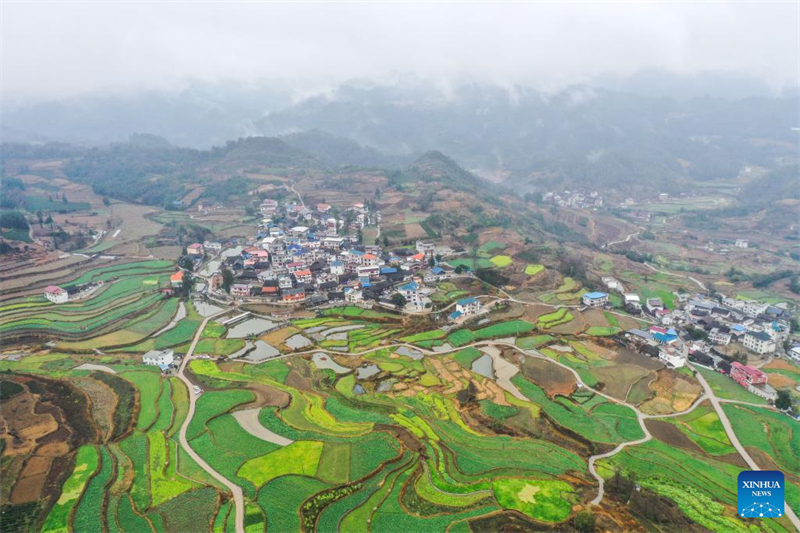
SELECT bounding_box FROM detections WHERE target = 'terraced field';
[2,308,796,533]
[0,260,177,346]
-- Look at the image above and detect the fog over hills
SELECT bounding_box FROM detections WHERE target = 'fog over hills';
[2,75,798,195]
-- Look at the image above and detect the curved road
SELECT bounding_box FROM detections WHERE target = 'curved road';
[693,368,800,530]
[176,310,245,533]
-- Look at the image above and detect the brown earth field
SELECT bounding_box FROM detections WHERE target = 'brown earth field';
[519,355,576,397]
[592,364,652,401]
[583,308,611,327]
[644,419,703,453]
[639,369,702,415]
[548,311,587,335]
[626,374,657,405]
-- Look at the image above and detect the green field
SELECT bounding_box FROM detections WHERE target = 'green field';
[524,264,544,276]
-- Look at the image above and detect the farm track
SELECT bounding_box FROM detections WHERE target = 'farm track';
[694,369,800,531]
[177,309,245,533]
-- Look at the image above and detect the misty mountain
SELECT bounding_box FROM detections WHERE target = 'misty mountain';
[738,165,800,207]
[281,130,413,169]
[256,81,799,192]
[0,82,294,148]
[590,69,786,101]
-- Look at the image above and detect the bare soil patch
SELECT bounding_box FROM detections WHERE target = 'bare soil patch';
[519,356,576,398]
[644,419,702,453]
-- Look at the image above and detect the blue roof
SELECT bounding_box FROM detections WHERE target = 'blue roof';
[731,324,745,332]
[158,364,170,371]
[584,292,608,299]
[350,249,365,256]
[380,267,397,274]
[449,311,463,320]
[331,260,343,266]
[457,297,477,306]
[399,281,419,292]
[431,266,444,274]
[653,332,677,344]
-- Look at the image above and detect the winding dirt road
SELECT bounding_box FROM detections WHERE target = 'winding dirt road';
[694,369,800,530]
[176,310,245,533]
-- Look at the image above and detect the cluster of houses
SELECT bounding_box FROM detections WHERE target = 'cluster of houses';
[543,189,603,209]
[620,291,794,402]
[182,198,466,313]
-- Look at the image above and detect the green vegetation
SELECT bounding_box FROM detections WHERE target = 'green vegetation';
[537,308,575,329]
[239,441,324,487]
[515,335,554,349]
[492,478,574,522]
[525,264,544,276]
[42,446,99,533]
[490,255,513,268]
[585,326,620,336]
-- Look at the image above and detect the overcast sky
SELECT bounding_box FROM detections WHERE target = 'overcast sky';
[2,1,798,102]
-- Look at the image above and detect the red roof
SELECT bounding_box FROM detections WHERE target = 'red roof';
[44,285,65,294]
[732,361,765,378]
[170,271,185,282]
[187,243,203,249]
[262,286,278,293]
[295,269,312,277]
[362,253,376,260]
[411,253,425,261]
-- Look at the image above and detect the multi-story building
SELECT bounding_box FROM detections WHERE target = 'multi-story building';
[743,331,776,355]
[582,292,609,308]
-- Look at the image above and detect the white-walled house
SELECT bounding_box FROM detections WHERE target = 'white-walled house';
[44,285,68,304]
[143,349,174,366]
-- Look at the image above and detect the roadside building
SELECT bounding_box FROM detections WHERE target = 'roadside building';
[456,297,481,316]
[143,349,174,366]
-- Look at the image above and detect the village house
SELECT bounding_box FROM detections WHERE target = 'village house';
[730,362,776,401]
[282,287,305,302]
[231,283,251,297]
[44,285,69,304]
[658,345,686,368]
[601,277,623,292]
[186,243,204,256]
[170,270,185,288]
[742,330,776,355]
[582,292,609,308]
[708,327,731,346]
[456,297,481,316]
[143,349,174,367]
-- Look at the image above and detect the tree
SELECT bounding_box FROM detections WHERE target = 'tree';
[178,256,194,272]
[428,257,436,268]
[221,267,235,294]
[62,194,68,204]
[573,510,596,532]
[382,235,389,247]
[775,389,792,411]
[391,293,407,310]
[454,265,466,274]
[103,196,110,207]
